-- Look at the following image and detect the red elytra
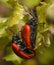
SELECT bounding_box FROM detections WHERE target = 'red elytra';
[21,24,32,49]
[12,43,34,59]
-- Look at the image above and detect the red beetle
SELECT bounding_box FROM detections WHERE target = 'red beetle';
[11,5,38,59]
[12,34,35,59]
[21,24,31,48]
[12,42,35,59]
[21,18,37,49]
[12,18,37,59]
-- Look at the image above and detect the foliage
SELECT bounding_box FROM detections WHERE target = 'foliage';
[0,0,54,65]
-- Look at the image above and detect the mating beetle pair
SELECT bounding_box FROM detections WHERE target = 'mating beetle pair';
[12,18,37,59]
[11,6,38,59]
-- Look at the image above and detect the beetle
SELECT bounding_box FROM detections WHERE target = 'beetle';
[11,17,45,59]
[12,18,37,59]
[12,34,35,59]
[12,7,37,59]
[21,18,37,49]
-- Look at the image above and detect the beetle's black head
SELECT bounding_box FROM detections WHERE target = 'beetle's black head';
[12,34,20,43]
[27,18,37,26]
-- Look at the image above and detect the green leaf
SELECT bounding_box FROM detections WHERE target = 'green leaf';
[45,0,54,4]
[7,2,24,27]
[3,46,23,65]
[0,28,7,37]
[0,0,9,3]
[0,37,10,51]
[7,0,17,7]
[23,14,29,22]
[0,18,8,29]
[36,2,48,23]
[36,31,54,65]
[0,18,8,37]
[46,4,54,19]
[18,0,42,8]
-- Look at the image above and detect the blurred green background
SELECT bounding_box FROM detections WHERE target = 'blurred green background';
[0,0,54,65]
